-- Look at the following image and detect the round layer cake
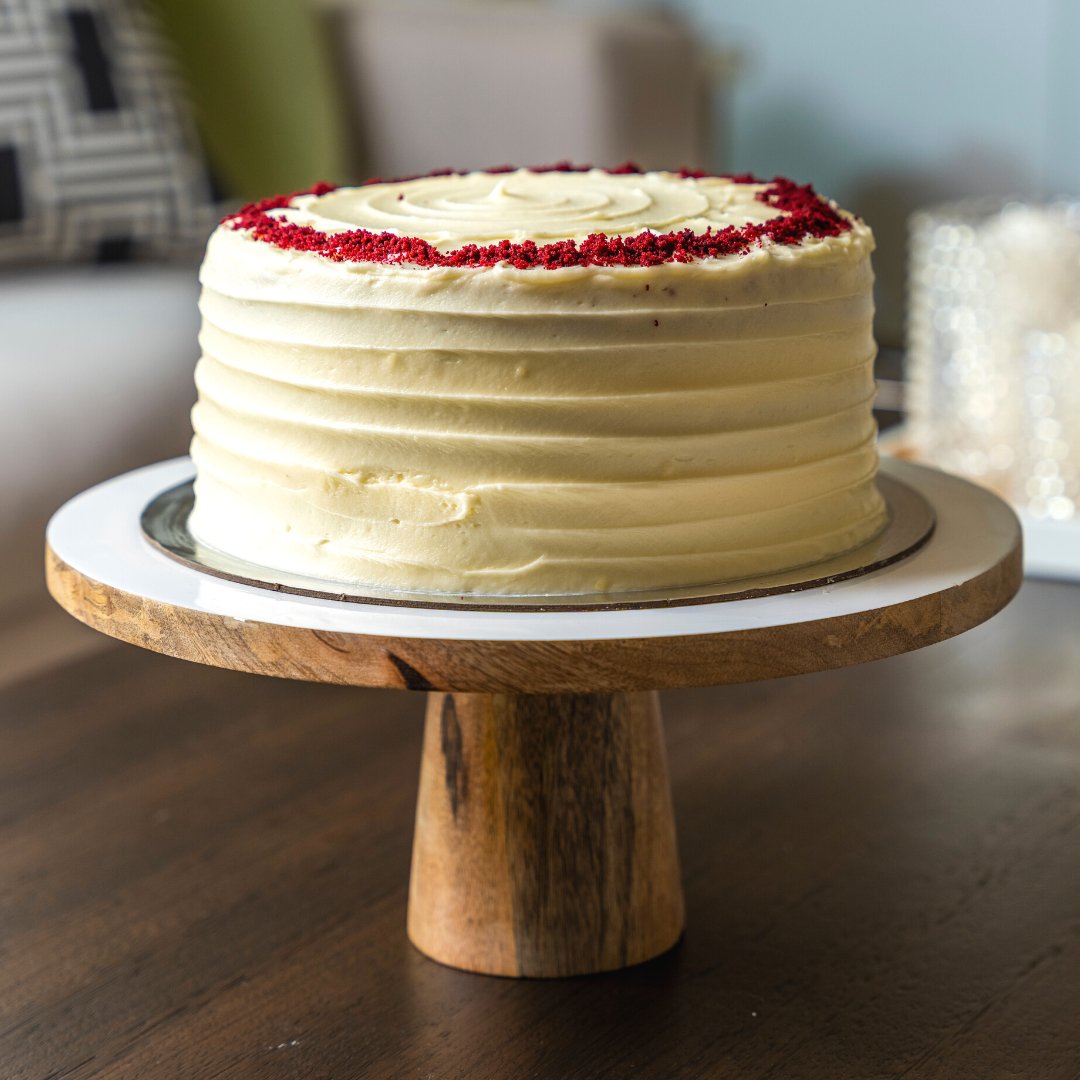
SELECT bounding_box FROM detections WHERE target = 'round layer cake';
[189,165,886,596]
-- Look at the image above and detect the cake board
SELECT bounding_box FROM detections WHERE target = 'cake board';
[45,458,1022,978]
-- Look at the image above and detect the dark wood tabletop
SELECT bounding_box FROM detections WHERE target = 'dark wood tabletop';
[3,579,1079,1079]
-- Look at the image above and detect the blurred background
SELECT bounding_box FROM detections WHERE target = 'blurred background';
[3,0,1078,680]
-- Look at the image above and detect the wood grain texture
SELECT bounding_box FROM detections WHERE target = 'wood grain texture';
[45,536,1023,693]
[2,579,1079,1077]
[408,691,683,976]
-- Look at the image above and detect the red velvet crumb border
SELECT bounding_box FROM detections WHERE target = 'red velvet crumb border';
[222,162,853,270]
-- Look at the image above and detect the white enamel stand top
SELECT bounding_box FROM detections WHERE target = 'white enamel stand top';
[47,456,1020,645]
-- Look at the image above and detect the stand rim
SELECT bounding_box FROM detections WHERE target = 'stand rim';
[45,458,1023,693]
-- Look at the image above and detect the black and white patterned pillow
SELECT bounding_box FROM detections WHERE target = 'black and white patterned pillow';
[0,0,214,263]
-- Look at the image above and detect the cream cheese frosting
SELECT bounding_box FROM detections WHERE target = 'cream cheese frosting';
[189,168,886,595]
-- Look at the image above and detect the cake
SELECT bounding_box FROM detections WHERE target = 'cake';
[189,164,885,596]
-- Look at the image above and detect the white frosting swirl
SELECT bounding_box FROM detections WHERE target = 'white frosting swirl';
[284,168,779,248]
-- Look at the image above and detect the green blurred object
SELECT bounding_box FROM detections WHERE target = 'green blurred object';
[145,0,352,199]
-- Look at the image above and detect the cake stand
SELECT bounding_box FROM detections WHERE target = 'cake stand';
[45,458,1022,978]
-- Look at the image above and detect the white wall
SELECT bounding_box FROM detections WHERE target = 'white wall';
[691,0,1070,196]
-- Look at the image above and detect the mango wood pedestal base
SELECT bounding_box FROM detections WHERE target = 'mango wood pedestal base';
[408,691,684,977]
[45,458,1023,979]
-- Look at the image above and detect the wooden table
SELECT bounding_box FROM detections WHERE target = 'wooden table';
[3,579,1079,1079]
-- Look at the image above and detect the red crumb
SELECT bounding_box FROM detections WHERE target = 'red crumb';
[222,167,851,270]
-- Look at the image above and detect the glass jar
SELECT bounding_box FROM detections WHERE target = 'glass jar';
[907,199,1080,521]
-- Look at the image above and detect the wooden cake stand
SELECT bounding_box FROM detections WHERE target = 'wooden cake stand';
[45,458,1021,978]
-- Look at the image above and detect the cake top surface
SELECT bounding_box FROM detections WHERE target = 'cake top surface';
[222,164,858,270]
